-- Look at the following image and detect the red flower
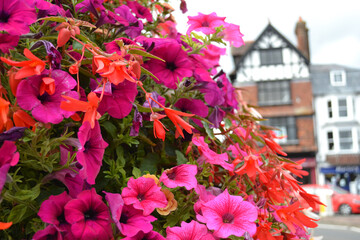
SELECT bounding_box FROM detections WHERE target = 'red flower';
[235,154,268,183]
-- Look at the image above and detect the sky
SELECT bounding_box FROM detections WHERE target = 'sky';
[169,0,360,74]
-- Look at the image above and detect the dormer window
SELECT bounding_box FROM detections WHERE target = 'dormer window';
[330,70,346,86]
[260,48,283,65]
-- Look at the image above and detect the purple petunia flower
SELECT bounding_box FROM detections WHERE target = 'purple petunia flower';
[0,0,37,35]
[105,192,157,237]
[0,127,26,144]
[208,106,226,128]
[129,106,142,137]
[31,40,62,69]
[0,33,19,54]
[159,164,198,190]
[166,220,215,240]
[115,5,143,38]
[127,1,153,22]
[64,188,112,240]
[97,80,138,119]
[16,69,78,124]
[0,141,19,193]
[122,177,168,216]
[174,98,209,127]
[143,39,193,89]
[38,191,72,231]
[76,121,108,185]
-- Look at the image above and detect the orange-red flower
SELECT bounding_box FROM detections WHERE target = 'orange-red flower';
[235,154,268,183]
[151,113,168,141]
[0,221,12,230]
[164,108,194,138]
[55,20,80,47]
[0,48,46,79]
[39,77,55,96]
[12,109,37,130]
[60,92,100,128]
[0,97,10,131]
[275,201,318,234]
[100,60,135,85]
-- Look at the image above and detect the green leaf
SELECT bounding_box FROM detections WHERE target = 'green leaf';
[128,49,165,62]
[37,16,66,23]
[135,103,163,113]
[8,204,28,224]
[202,121,215,139]
[140,153,159,174]
[116,146,126,167]
[175,150,188,165]
[102,121,117,139]
[132,167,142,178]
[140,66,159,81]
[15,184,40,201]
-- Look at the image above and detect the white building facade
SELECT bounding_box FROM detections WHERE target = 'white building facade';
[312,64,360,194]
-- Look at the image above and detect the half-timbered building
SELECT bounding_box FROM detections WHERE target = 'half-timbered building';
[230,18,317,184]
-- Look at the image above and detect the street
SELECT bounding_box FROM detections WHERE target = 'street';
[313,224,360,240]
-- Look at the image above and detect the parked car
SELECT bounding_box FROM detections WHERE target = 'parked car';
[302,184,360,215]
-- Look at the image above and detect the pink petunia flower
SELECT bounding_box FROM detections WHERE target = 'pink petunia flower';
[159,164,198,190]
[16,69,78,124]
[122,177,167,216]
[64,188,113,240]
[166,220,215,240]
[38,191,72,231]
[122,231,165,240]
[143,39,193,89]
[201,189,258,238]
[186,12,226,35]
[0,141,19,193]
[0,0,37,35]
[219,22,245,47]
[77,121,108,185]
[105,191,157,237]
[0,33,19,54]
[192,135,233,171]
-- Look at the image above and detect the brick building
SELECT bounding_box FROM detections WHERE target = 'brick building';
[230,18,317,184]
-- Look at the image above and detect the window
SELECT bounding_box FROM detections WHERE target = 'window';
[264,117,297,144]
[260,48,283,65]
[339,130,353,150]
[327,100,333,118]
[258,80,291,106]
[327,131,334,150]
[338,98,348,117]
[330,70,346,86]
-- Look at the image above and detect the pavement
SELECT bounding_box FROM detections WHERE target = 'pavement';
[318,214,360,228]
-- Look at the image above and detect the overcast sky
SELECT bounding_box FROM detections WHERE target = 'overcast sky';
[169,0,360,74]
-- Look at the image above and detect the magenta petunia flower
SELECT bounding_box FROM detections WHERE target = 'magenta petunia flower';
[174,97,209,127]
[186,12,226,35]
[97,81,138,119]
[159,164,198,190]
[32,225,63,240]
[0,141,19,193]
[105,37,137,55]
[16,69,78,124]
[38,191,72,231]
[122,177,168,216]
[122,231,165,240]
[105,192,157,237]
[127,1,153,22]
[201,189,258,238]
[64,188,113,240]
[0,0,36,35]
[166,220,215,240]
[192,135,233,171]
[77,121,108,185]
[0,33,19,54]
[143,39,193,89]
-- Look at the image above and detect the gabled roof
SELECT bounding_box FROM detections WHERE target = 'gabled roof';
[232,23,310,71]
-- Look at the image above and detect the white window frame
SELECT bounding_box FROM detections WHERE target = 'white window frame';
[325,128,358,153]
[326,96,353,120]
[330,70,346,86]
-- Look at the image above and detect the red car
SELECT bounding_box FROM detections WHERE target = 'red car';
[302,184,360,215]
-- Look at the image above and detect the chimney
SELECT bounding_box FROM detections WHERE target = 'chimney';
[295,17,310,61]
